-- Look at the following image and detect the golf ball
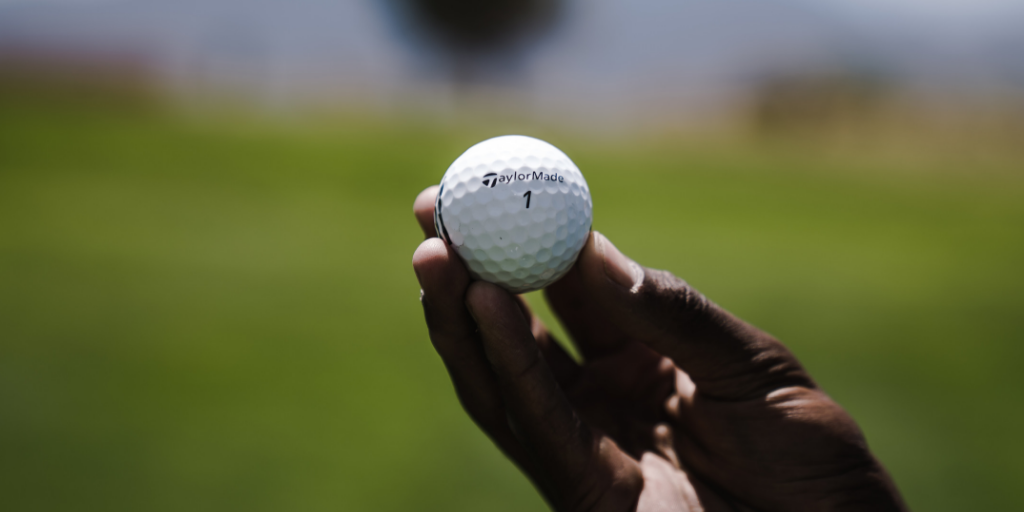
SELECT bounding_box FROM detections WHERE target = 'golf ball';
[434,135,593,293]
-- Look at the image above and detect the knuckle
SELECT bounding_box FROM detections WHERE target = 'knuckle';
[638,268,711,320]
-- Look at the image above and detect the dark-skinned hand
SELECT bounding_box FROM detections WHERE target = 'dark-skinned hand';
[411,186,907,512]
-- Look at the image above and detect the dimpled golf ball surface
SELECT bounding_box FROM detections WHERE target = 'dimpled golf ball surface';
[434,135,593,293]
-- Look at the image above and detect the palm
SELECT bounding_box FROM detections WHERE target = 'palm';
[550,338,709,511]
[552,340,671,457]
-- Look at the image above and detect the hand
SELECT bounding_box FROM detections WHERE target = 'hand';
[411,186,907,512]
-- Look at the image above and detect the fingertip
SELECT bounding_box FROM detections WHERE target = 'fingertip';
[413,238,470,292]
[412,237,448,270]
[598,232,645,292]
[577,231,643,293]
[413,185,439,214]
[413,185,440,238]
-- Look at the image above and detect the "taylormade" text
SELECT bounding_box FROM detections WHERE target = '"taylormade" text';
[482,171,564,188]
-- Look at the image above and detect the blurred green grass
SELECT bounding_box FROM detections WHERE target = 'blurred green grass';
[1,95,1022,511]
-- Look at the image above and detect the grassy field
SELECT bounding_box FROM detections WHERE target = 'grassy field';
[1,94,1022,511]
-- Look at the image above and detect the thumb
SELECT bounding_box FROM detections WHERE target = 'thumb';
[577,231,815,401]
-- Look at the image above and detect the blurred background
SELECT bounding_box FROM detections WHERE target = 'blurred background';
[1,0,1022,510]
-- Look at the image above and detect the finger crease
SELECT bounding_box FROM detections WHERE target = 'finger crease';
[510,352,545,381]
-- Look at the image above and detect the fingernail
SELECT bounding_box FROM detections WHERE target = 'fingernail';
[596,232,643,292]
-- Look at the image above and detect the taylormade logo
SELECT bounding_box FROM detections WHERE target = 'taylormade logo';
[482,171,565,188]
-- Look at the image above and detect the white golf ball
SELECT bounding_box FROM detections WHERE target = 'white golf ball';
[434,135,593,293]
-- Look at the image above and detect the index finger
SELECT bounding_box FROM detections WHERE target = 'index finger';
[414,185,580,386]
[465,281,642,507]
[414,185,439,238]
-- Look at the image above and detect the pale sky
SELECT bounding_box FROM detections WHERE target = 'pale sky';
[3,0,1024,27]
[3,0,1024,17]
[798,0,1024,27]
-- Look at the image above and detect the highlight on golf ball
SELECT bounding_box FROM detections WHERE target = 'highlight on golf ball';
[434,135,593,293]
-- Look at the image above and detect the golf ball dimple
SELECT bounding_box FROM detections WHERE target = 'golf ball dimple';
[435,135,593,293]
